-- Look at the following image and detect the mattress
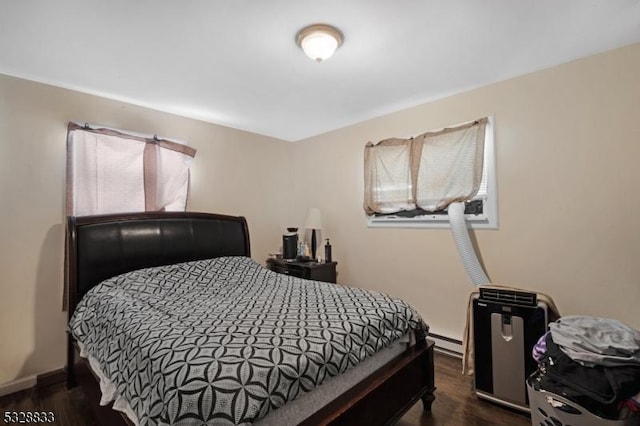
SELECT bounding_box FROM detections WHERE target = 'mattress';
[69,256,427,425]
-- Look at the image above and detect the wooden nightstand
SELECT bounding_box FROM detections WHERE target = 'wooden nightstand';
[266,258,337,283]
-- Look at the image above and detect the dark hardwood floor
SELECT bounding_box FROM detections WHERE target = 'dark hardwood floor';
[0,352,531,426]
[397,353,530,426]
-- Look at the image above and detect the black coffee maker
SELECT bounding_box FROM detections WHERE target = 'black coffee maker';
[282,228,298,260]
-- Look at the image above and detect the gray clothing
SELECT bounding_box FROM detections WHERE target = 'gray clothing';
[549,315,640,368]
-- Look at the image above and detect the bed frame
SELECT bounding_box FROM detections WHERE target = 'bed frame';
[66,211,435,425]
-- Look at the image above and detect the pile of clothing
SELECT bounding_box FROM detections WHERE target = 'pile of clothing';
[532,316,640,421]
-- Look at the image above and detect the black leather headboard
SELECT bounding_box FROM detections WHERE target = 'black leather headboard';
[66,212,250,315]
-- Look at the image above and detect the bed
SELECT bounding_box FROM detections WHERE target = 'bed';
[66,211,435,425]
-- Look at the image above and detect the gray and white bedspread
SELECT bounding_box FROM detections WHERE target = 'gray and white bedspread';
[69,256,427,425]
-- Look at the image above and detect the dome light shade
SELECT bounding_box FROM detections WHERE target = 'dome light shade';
[296,24,343,62]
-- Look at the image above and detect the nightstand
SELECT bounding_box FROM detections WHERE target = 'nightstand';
[266,258,337,283]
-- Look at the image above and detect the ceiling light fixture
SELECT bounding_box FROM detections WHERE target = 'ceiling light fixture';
[296,24,344,63]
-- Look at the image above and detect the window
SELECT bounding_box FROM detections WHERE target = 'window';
[66,122,196,216]
[365,117,497,229]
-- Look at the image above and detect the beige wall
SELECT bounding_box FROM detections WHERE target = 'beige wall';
[0,74,293,384]
[2,42,639,387]
[292,43,640,340]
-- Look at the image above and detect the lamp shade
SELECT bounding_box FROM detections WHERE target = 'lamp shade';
[304,208,322,230]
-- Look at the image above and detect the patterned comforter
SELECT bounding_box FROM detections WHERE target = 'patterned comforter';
[69,256,427,425]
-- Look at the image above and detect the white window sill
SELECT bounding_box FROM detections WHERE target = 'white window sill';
[367,214,498,230]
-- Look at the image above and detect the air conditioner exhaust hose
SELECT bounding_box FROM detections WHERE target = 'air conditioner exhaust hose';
[448,201,490,286]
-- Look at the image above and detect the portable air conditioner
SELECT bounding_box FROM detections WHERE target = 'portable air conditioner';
[472,287,557,412]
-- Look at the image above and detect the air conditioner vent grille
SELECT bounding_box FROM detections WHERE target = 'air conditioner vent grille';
[479,288,537,307]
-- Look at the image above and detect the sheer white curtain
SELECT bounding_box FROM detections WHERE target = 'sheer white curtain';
[364,118,487,214]
[413,119,487,211]
[363,138,416,214]
[66,123,196,216]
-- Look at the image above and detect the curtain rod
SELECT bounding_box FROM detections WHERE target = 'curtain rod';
[69,122,196,158]
[74,121,184,145]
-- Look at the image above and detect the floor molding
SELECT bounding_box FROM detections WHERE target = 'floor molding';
[0,368,66,397]
[0,376,36,398]
[428,332,463,358]
[37,368,66,389]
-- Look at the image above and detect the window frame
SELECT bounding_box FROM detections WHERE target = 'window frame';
[367,116,498,230]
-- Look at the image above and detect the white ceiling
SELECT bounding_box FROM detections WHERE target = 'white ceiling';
[1,1,639,141]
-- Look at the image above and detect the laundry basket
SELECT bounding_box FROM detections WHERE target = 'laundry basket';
[527,376,640,426]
